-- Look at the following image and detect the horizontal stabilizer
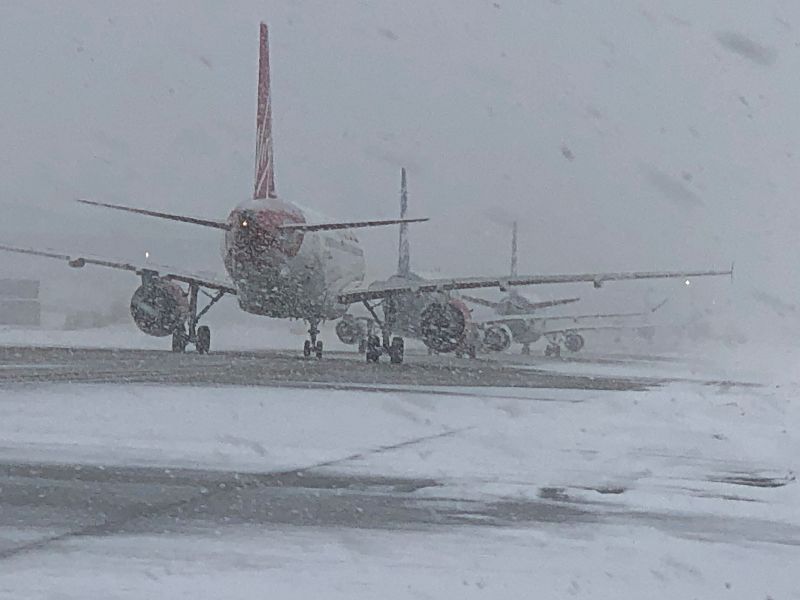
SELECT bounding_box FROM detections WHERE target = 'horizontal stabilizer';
[278,217,428,232]
[78,199,230,230]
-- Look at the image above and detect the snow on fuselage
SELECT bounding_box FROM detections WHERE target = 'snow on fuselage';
[222,198,365,320]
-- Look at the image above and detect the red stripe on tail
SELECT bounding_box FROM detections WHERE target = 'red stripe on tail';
[254,22,276,199]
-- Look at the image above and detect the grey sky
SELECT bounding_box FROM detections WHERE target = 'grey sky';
[0,0,797,339]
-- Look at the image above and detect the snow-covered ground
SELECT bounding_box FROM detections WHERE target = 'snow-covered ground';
[0,371,798,598]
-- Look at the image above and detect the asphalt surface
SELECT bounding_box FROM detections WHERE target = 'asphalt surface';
[0,343,783,573]
[0,345,659,391]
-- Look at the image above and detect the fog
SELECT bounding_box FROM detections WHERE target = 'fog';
[1,0,798,345]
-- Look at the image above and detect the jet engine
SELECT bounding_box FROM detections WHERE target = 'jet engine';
[335,315,365,345]
[420,300,468,353]
[564,332,585,353]
[130,279,189,337]
[482,324,512,352]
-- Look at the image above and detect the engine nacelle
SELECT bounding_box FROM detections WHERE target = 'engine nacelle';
[564,332,585,353]
[335,316,365,345]
[130,279,189,337]
[482,324,512,352]
[420,301,468,353]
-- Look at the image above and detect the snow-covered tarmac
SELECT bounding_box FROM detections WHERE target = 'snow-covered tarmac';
[0,338,797,598]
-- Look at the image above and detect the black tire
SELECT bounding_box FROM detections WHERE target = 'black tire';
[303,340,312,358]
[315,340,323,359]
[196,326,211,355]
[467,345,477,359]
[172,330,187,353]
[389,337,404,364]
[357,339,366,354]
[366,335,381,363]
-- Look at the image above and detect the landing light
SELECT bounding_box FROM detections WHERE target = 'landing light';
[242,219,249,227]
[685,279,691,286]
[145,251,150,259]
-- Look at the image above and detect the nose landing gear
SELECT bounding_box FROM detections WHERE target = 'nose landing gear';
[304,320,324,359]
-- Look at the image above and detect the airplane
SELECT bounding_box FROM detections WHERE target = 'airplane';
[475,302,666,357]
[0,23,426,359]
[461,222,580,317]
[0,25,733,365]
[334,168,733,362]
[463,222,667,355]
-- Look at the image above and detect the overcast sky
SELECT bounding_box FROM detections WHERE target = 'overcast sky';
[1,1,798,340]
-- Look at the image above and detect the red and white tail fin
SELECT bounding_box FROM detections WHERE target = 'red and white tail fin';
[254,22,276,199]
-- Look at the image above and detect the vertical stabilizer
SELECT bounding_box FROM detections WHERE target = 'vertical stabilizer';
[397,168,411,277]
[254,22,277,199]
[510,221,518,277]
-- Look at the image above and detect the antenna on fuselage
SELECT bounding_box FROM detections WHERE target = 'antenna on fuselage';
[254,22,277,200]
[397,167,411,277]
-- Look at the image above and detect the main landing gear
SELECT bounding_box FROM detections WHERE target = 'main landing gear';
[172,282,225,354]
[544,342,561,358]
[361,300,405,365]
[303,319,324,359]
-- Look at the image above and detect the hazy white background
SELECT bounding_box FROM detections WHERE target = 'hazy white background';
[1,0,797,345]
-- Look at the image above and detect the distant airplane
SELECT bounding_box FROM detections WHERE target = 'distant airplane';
[0,26,732,364]
[335,169,731,361]
[464,222,666,356]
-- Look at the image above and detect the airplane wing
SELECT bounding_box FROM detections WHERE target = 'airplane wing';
[0,243,236,294]
[78,199,230,230]
[338,269,732,304]
[461,294,580,311]
[459,295,499,309]
[278,218,427,232]
[539,324,655,336]
[79,199,428,232]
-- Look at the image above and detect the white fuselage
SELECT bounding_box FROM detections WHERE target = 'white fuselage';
[222,198,365,321]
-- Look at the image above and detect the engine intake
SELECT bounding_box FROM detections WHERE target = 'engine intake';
[335,316,366,345]
[420,301,467,353]
[482,324,512,352]
[564,332,585,353]
[130,279,189,337]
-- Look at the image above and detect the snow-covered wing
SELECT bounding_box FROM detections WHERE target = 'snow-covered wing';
[0,243,236,294]
[338,268,731,304]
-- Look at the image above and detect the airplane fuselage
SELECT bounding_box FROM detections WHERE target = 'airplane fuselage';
[223,198,366,321]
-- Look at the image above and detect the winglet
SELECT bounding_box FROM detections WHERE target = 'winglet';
[730,261,735,283]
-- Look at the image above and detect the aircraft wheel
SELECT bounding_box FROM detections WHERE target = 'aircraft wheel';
[357,338,367,354]
[196,326,211,355]
[303,340,312,358]
[389,337,404,364]
[521,344,531,356]
[315,340,323,359]
[172,330,187,353]
[467,345,477,359]
[365,335,381,363]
